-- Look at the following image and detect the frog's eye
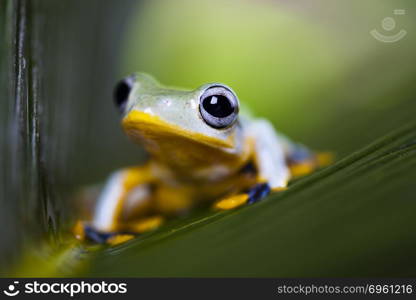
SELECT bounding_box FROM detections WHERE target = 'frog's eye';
[113,76,135,113]
[199,85,239,129]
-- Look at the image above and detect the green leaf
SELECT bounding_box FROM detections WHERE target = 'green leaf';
[79,122,416,277]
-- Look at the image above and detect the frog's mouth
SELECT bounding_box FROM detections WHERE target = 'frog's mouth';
[122,110,235,150]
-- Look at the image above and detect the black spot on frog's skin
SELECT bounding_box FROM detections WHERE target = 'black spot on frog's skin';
[247,183,271,204]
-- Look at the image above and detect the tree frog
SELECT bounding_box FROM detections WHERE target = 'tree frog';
[75,73,330,244]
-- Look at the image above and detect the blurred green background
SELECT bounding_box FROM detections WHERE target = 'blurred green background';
[1,0,415,275]
[120,0,416,157]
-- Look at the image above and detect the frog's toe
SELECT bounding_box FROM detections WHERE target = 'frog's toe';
[107,234,135,246]
[72,220,110,243]
[213,194,249,210]
[83,225,117,244]
[289,160,316,177]
[75,222,137,245]
[289,152,335,177]
[126,215,164,234]
[213,183,274,211]
[316,151,335,167]
[247,182,271,204]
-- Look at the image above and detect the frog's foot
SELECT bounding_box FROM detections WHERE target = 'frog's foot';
[289,152,334,177]
[73,220,134,244]
[73,220,108,243]
[289,160,316,177]
[213,194,249,210]
[105,216,165,245]
[316,151,334,167]
[78,223,136,246]
[214,183,278,210]
[72,221,117,244]
[107,234,135,246]
[125,215,164,234]
[246,182,272,204]
[73,216,164,245]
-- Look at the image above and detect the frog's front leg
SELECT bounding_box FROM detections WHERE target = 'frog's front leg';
[79,165,163,243]
[214,119,290,210]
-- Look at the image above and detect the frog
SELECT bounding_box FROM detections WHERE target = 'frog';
[74,73,331,245]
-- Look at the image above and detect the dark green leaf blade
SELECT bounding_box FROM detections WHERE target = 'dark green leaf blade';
[83,122,416,277]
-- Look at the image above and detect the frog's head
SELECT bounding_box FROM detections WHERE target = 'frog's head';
[113,73,247,177]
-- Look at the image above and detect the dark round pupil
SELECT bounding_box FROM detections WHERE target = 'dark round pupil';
[202,95,233,118]
[114,80,131,112]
